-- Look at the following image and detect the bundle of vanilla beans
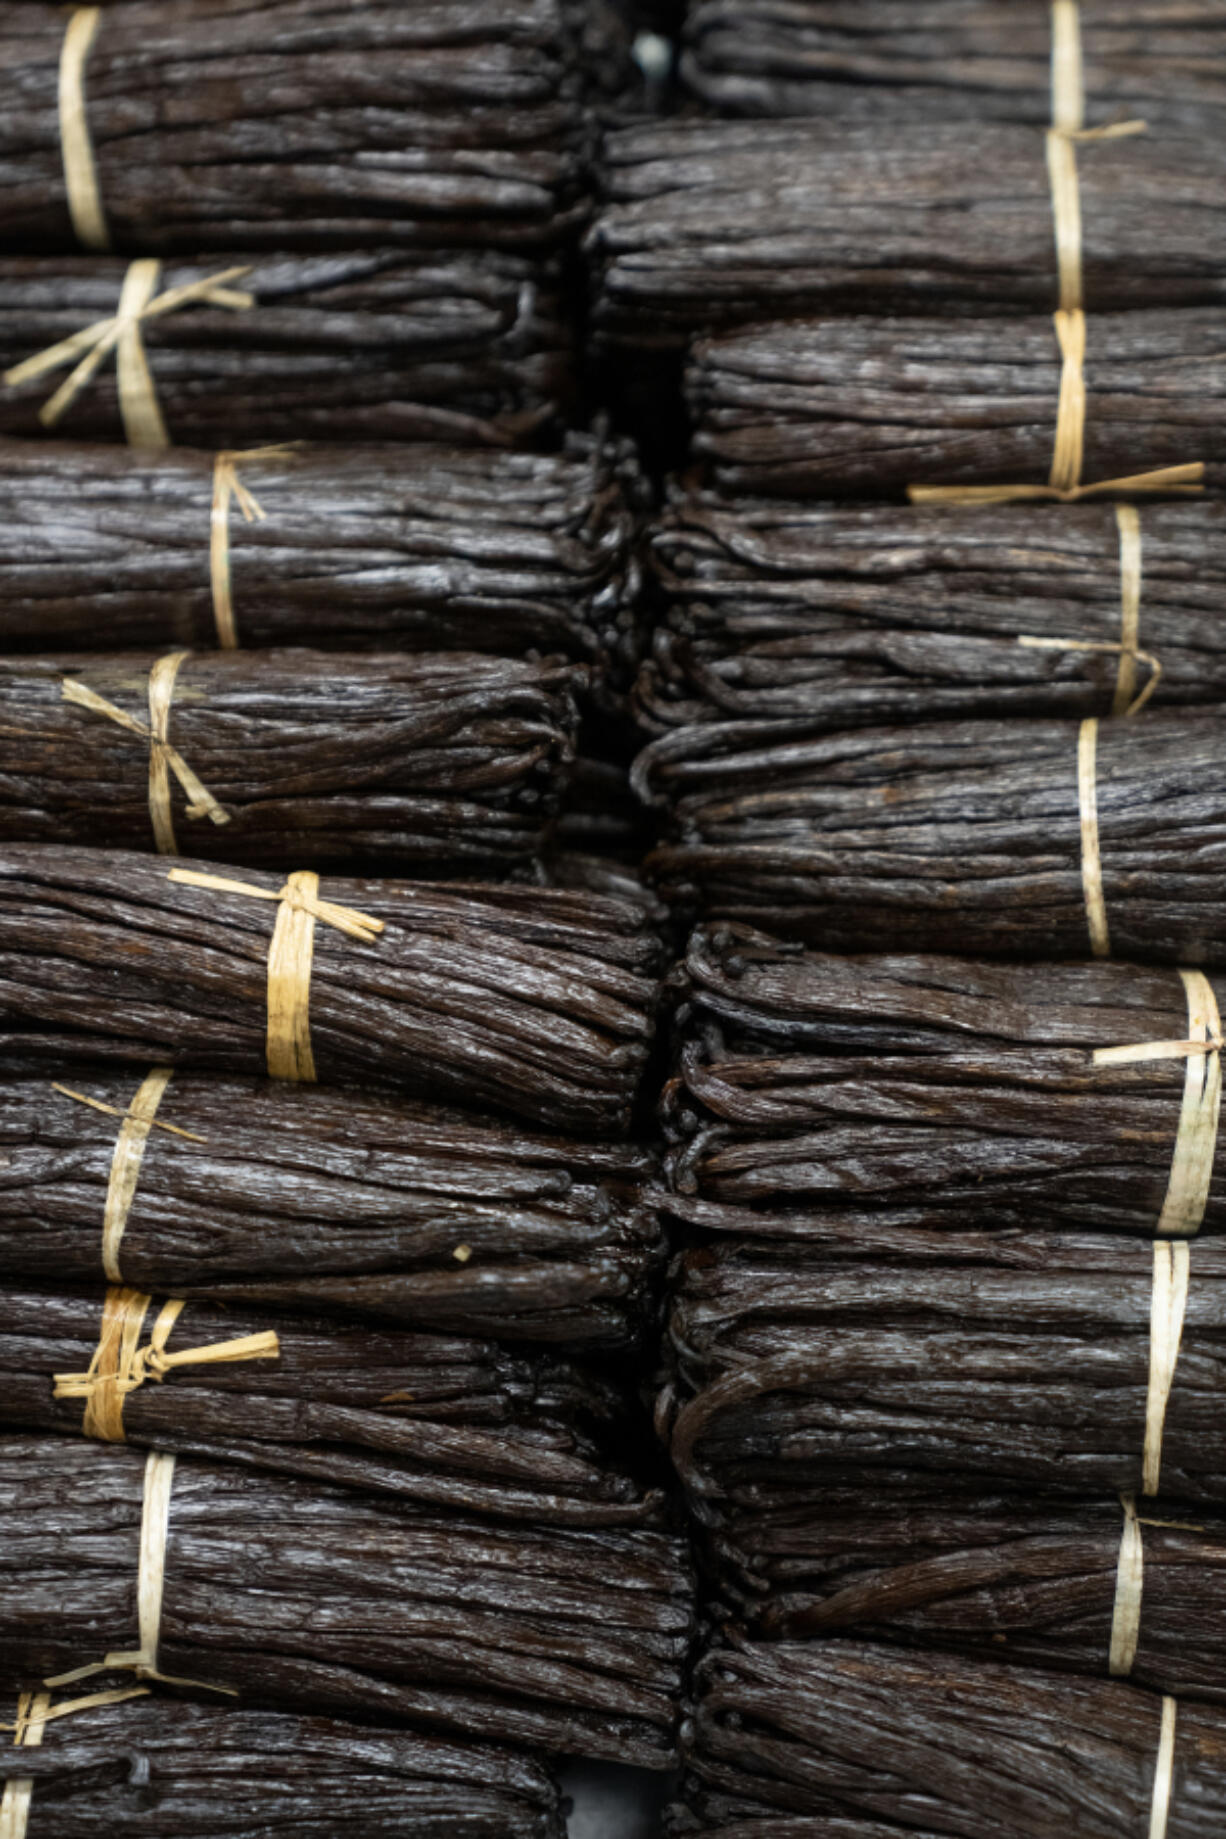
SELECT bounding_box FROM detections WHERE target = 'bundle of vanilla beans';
[680,0,1226,128]
[647,707,1226,958]
[589,121,1226,347]
[0,845,663,1133]
[663,1230,1226,1505]
[0,438,642,679]
[0,250,572,447]
[664,930,1224,1237]
[636,496,1226,741]
[684,310,1224,498]
[0,1288,665,1524]
[0,650,583,872]
[677,1640,1226,1837]
[0,1071,662,1345]
[0,1695,565,1839]
[0,1437,694,1769]
[704,1478,1226,1701]
[0,0,589,254]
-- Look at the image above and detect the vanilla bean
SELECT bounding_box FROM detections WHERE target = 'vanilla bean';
[648,708,1226,960]
[665,929,1224,1238]
[0,1070,661,1346]
[0,0,588,254]
[704,1480,1226,1703]
[0,250,572,447]
[0,436,642,679]
[0,1693,564,1839]
[680,0,1226,128]
[0,1288,663,1526]
[0,845,662,1134]
[636,496,1226,748]
[0,1437,694,1769]
[664,1231,1226,1504]
[0,650,582,873]
[686,311,1224,497]
[679,1639,1226,1836]
[591,121,1226,348]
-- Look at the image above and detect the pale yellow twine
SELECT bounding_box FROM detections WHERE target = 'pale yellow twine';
[910,5,1203,508]
[61,653,231,855]
[2,262,254,447]
[58,7,109,252]
[166,867,384,1081]
[0,1685,149,1839]
[211,447,299,649]
[52,1286,279,1444]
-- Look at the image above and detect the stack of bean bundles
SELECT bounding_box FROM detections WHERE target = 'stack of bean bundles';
[602,4,1226,1835]
[0,7,695,1836]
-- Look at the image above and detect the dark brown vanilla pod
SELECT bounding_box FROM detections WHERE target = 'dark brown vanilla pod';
[0,250,572,448]
[0,0,588,254]
[663,1233,1226,1505]
[707,1481,1226,1703]
[636,497,1226,751]
[648,708,1226,961]
[0,1071,662,1347]
[0,649,582,874]
[0,1694,564,1839]
[686,311,1224,499]
[590,121,1226,348]
[0,1288,663,1527]
[680,0,1226,128]
[680,1639,1226,1837]
[0,436,642,680]
[0,846,662,1134]
[0,1438,694,1769]
[22,650,583,867]
[665,930,1225,1238]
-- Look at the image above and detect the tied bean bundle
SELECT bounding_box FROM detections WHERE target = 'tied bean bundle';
[0,1439,694,1769]
[0,1696,564,1839]
[0,251,572,448]
[0,846,663,1134]
[0,1288,661,1526]
[664,931,1226,1238]
[686,311,1225,498]
[0,1072,662,1346]
[0,650,582,873]
[677,1640,1226,1837]
[680,0,1226,128]
[705,1481,1226,1703]
[589,122,1226,348]
[663,1233,1226,1504]
[0,438,642,679]
[0,0,588,254]
[646,709,1226,960]
[636,497,1226,747]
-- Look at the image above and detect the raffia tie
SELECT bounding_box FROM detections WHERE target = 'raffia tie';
[0,1686,149,1839]
[1017,506,1160,716]
[1077,716,1109,957]
[52,1069,207,1283]
[44,1452,238,1696]
[1109,1493,1206,1680]
[61,653,230,856]
[910,5,1202,508]
[52,1286,280,1443]
[211,447,299,649]
[166,867,384,1081]
[1093,969,1223,1238]
[59,7,109,251]
[2,261,254,447]
[1149,1697,1178,1839]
